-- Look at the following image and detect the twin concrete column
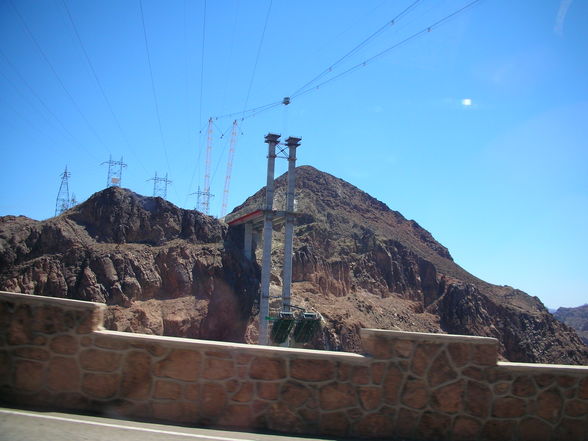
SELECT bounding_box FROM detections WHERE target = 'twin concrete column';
[258,134,300,345]
[281,137,300,313]
[259,134,280,345]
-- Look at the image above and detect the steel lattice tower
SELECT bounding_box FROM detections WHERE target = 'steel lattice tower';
[55,166,72,216]
[101,155,127,188]
[147,172,172,199]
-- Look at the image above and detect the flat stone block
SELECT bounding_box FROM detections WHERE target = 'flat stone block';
[447,343,471,367]
[492,396,526,418]
[536,388,563,422]
[320,411,349,437]
[466,380,491,418]
[257,381,279,400]
[47,356,79,392]
[512,376,536,397]
[14,347,50,361]
[481,420,515,441]
[155,349,201,381]
[249,357,285,380]
[218,404,253,428]
[50,335,78,355]
[154,380,182,400]
[402,377,428,409]
[452,416,481,441]
[565,399,588,417]
[82,372,120,399]
[416,411,450,441]
[13,359,44,392]
[201,382,227,417]
[290,359,335,382]
[350,366,370,385]
[358,386,382,410]
[431,380,464,413]
[202,357,235,380]
[79,349,122,372]
[519,417,552,441]
[281,381,311,408]
[319,382,355,410]
[232,381,254,403]
[121,350,152,400]
[382,364,403,404]
[472,343,497,366]
[428,351,458,387]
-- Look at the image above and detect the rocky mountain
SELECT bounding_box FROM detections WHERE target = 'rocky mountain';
[1,166,586,365]
[0,188,259,342]
[230,166,588,364]
[554,304,588,345]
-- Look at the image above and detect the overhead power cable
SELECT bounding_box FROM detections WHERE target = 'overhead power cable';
[139,0,170,172]
[9,0,110,154]
[0,48,99,160]
[291,0,422,97]
[241,0,273,117]
[60,0,147,172]
[291,0,482,100]
[211,0,481,122]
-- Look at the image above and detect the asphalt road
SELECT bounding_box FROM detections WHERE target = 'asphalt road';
[0,407,342,441]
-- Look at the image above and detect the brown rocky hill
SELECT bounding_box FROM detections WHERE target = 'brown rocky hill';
[0,187,259,342]
[554,304,588,345]
[1,167,586,365]
[230,165,588,365]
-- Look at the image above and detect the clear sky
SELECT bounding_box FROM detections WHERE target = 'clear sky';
[1,0,586,309]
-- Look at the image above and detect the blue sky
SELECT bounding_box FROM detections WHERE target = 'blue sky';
[1,0,586,309]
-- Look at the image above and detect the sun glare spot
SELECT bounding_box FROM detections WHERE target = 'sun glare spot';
[462,98,472,106]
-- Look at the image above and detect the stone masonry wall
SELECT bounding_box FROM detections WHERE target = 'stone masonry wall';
[1,291,587,440]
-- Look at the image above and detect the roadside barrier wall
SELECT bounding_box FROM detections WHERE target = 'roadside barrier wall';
[1,291,587,440]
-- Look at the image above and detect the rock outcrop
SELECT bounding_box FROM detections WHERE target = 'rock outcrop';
[554,304,588,346]
[0,187,259,342]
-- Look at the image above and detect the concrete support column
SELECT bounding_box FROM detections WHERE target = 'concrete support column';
[259,133,280,345]
[281,137,301,313]
[244,222,253,261]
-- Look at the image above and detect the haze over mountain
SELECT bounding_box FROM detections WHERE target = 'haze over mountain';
[0,166,586,365]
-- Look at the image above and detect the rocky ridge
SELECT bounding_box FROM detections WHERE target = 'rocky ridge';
[554,304,588,345]
[0,187,259,342]
[231,166,588,364]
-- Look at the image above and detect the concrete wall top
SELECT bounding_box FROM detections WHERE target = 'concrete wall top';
[361,328,498,344]
[0,291,105,312]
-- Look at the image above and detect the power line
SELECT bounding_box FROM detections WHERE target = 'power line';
[291,0,423,97]
[139,0,170,173]
[211,0,482,121]
[60,0,148,172]
[198,0,207,132]
[291,0,483,100]
[241,0,273,117]
[0,49,100,161]
[8,0,111,154]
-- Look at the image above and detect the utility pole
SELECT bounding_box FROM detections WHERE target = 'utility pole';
[55,166,72,216]
[147,172,172,199]
[101,155,127,188]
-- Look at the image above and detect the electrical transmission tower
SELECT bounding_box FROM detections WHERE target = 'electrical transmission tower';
[101,155,127,188]
[55,166,74,216]
[147,172,172,199]
[220,120,239,218]
[195,118,214,214]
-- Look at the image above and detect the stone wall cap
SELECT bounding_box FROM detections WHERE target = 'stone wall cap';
[361,328,498,344]
[95,330,368,362]
[0,291,106,311]
[498,361,588,374]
